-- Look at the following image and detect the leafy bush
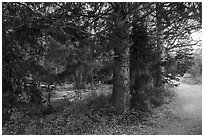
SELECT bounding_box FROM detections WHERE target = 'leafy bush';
[131,84,175,112]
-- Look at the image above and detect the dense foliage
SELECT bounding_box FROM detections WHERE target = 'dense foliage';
[2,2,202,134]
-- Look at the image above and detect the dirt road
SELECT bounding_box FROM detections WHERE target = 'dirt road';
[144,81,202,135]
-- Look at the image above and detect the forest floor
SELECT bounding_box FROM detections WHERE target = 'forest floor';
[50,77,202,135]
[142,77,202,135]
[4,77,201,135]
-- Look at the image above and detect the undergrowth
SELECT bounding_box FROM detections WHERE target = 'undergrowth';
[2,84,175,135]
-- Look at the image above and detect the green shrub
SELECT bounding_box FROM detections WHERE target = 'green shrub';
[131,84,175,112]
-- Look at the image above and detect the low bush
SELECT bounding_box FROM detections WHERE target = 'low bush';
[131,84,175,112]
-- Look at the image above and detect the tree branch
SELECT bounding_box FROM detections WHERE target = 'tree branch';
[3,24,25,30]
[20,2,54,23]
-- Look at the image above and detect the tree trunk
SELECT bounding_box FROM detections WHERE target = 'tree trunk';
[154,3,163,87]
[111,3,131,114]
[112,43,130,114]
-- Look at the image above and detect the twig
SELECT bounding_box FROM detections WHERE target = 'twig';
[3,24,25,30]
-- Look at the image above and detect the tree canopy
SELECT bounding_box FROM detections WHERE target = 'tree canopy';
[2,2,202,115]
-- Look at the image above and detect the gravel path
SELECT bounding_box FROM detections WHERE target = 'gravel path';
[144,81,202,135]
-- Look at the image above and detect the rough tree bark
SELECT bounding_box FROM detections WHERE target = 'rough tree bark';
[112,41,130,114]
[111,3,131,114]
